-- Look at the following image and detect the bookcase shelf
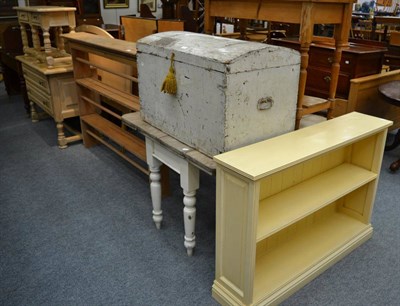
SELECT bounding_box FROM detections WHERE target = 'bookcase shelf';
[253,210,370,304]
[257,163,377,241]
[212,112,391,306]
[76,78,140,111]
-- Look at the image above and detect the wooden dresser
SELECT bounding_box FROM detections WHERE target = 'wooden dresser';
[272,38,387,99]
[17,55,81,148]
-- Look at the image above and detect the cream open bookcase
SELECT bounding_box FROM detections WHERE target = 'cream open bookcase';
[212,112,392,306]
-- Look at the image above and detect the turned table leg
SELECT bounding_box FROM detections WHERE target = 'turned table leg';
[180,162,200,256]
[146,140,164,229]
[149,162,163,229]
[56,121,68,149]
[183,189,197,256]
[390,159,400,172]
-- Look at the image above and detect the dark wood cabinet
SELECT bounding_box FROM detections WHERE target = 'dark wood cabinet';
[76,0,103,26]
[383,45,400,71]
[272,38,387,99]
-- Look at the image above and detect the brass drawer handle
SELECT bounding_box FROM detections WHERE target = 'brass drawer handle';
[324,76,331,83]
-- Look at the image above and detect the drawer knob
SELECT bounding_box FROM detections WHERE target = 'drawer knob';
[324,76,331,83]
[327,57,333,64]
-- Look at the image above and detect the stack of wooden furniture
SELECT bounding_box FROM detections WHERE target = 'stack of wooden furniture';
[62,32,148,174]
[26,0,121,38]
[26,0,102,26]
[212,112,392,305]
[14,6,82,149]
[204,0,355,129]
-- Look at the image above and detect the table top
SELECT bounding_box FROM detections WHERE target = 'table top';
[379,80,400,107]
[13,6,76,13]
[213,112,392,180]
[122,112,216,175]
[16,55,73,75]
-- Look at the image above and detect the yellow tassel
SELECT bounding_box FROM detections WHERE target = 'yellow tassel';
[161,53,177,95]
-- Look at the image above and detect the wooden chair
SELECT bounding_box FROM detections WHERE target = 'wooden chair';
[157,19,184,32]
[120,16,157,42]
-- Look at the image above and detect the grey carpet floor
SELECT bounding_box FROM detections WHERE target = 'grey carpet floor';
[1,81,399,305]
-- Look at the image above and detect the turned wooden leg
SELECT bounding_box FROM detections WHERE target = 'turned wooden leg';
[20,24,29,55]
[57,121,67,149]
[146,139,164,229]
[30,101,39,122]
[183,189,196,256]
[180,163,199,256]
[389,159,400,172]
[31,26,41,52]
[385,129,400,151]
[149,164,163,229]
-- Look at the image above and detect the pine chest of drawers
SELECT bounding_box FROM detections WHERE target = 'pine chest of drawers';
[17,55,80,148]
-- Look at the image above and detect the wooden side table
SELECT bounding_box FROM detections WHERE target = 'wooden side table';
[13,6,76,68]
[379,80,400,172]
[204,0,355,129]
[122,112,216,256]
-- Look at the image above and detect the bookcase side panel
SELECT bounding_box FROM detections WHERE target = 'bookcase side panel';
[342,129,389,223]
[214,166,259,305]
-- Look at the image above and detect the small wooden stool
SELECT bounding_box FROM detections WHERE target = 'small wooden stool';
[379,80,400,172]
